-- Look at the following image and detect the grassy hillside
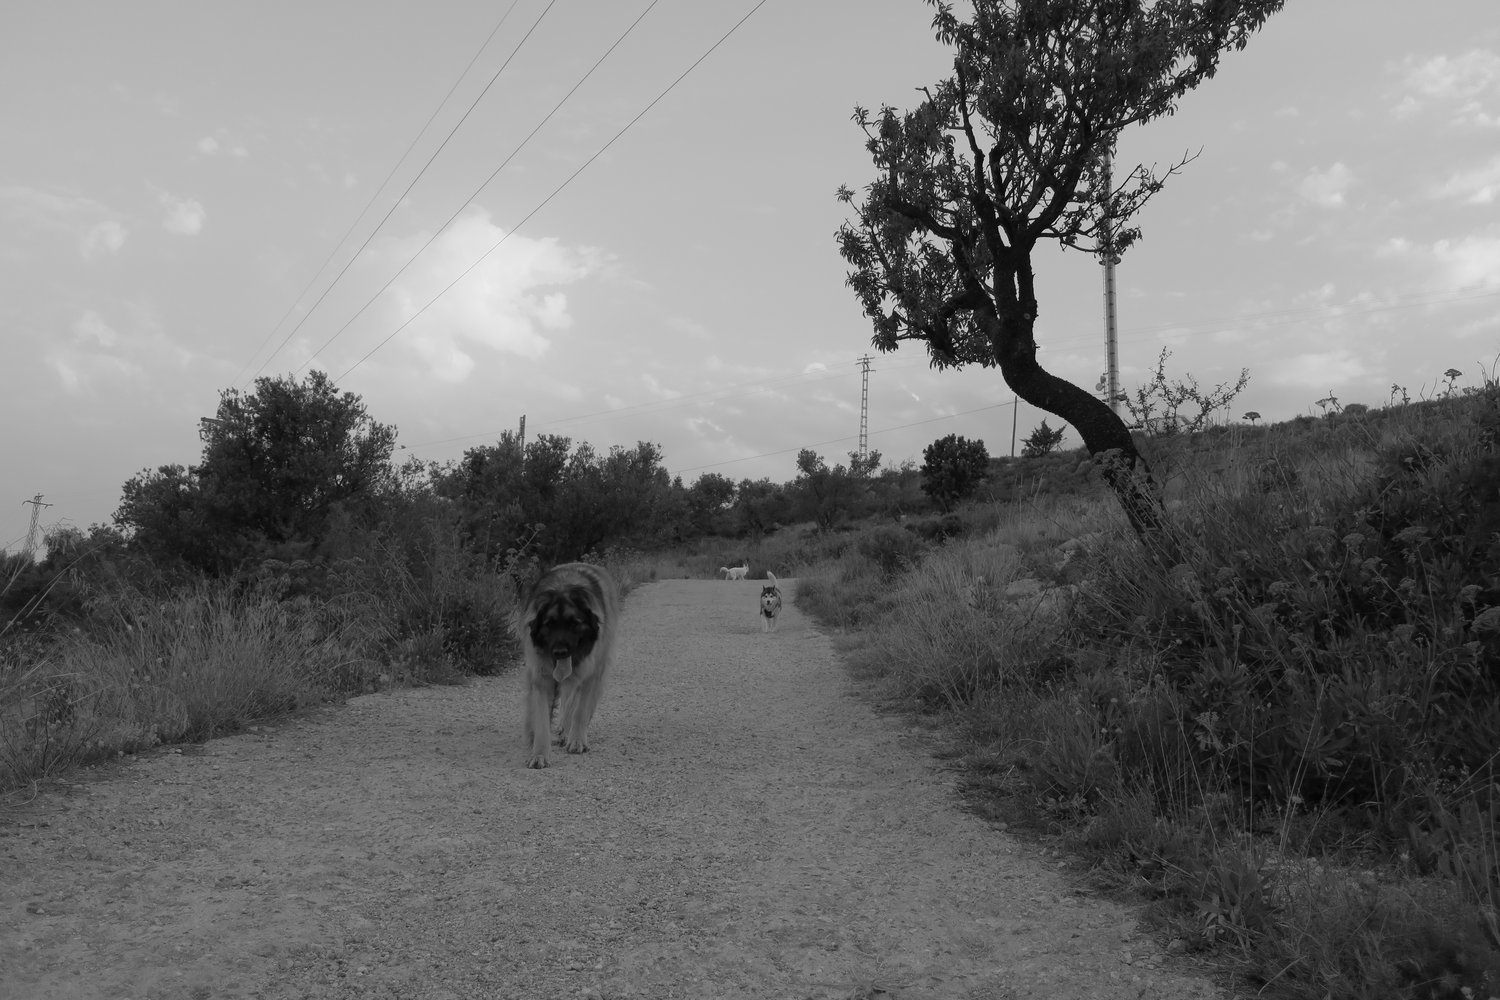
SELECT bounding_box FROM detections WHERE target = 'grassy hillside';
[793,388,1500,999]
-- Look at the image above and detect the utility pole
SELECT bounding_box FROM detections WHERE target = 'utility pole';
[1011,395,1019,457]
[21,493,52,561]
[1100,151,1122,416]
[518,414,526,468]
[856,355,875,461]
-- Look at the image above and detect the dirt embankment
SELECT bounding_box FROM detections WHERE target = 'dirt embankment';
[2,578,1227,1000]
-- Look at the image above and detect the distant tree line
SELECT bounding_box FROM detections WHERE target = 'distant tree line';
[4,374,1046,631]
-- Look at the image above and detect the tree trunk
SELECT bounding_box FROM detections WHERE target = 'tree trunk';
[996,337,1175,556]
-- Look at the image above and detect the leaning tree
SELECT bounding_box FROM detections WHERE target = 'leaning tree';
[837,0,1283,544]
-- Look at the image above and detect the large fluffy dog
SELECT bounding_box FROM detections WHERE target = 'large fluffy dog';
[520,562,618,769]
[719,562,749,581]
[759,572,783,632]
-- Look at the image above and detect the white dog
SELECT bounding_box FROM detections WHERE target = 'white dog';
[719,563,749,581]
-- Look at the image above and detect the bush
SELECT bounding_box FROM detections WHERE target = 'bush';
[921,434,990,511]
[1073,384,1500,821]
[905,513,965,543]
[1021,420,1066,457]
[857,526,930,579]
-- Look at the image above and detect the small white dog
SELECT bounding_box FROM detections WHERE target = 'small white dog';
[759,572,783,631]
[719,562,749,581]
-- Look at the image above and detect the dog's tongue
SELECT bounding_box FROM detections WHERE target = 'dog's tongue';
[551,655,573,682]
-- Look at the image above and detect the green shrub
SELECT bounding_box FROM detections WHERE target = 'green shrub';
[857,526,929,578]
[921,433,991,511]
[1069,385,1500,825]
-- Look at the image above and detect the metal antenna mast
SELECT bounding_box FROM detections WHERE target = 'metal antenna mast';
[1101,152,1122,415]
[21,493,52,561]
[857,355,875,460]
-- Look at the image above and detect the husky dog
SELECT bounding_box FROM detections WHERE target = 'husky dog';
[520,562,618,769]
[719,562,749,581]
[759,572,783,632]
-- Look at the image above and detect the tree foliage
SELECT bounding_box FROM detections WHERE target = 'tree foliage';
[1021,420,1067,458]
[683,473,737,536]
[836,0,1282,542]
[733,478,792,537]
[434,434,673,565]
[794,449,882,530]
[116,372,397,574]
[920,433,991,510]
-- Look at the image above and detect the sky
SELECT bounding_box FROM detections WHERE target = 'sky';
[3,0,1499,554]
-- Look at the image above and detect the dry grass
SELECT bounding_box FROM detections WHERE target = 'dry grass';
[793,391,1500,999]
[0,581,373,791]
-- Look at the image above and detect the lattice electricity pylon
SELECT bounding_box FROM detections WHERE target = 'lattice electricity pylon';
[20,493,52,561]
[857,355,875,461]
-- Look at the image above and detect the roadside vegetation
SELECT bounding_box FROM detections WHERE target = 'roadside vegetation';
[797,381,1500,1000]
[0,373,693,794]
[5,362,1498,999]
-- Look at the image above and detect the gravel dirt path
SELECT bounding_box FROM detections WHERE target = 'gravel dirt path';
[1,578,1228,1000]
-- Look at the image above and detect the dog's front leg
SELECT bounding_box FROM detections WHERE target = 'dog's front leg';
[525,676,556,768]
[558,676,591,754]
[555,675,580,747]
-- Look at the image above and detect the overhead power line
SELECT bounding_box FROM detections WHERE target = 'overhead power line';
[251,0,560,382]
[293,0,664,380]
[334,0,772,382]
[236,0,526,387]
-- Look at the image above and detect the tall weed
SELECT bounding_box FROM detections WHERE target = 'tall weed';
[0,580,369,790]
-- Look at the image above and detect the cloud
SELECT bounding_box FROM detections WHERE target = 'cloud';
[46,310,142,393]
[1297,163,1354,208]
[1380,234,1500,292]
[367,208,604,380]
[79,219,128,259]
[640,373,683,401]
[0,184,106,221]
[1431,155,1500,204]
[159,192,205,235]
[1,185,123,251]
[664,315,711,339]
[1265,349,1372,391]
[1393,49,1500,127]
[1432,236,1500,290]
[196,131,248,159]
[686,415,731,441]
[73,310,120,347]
